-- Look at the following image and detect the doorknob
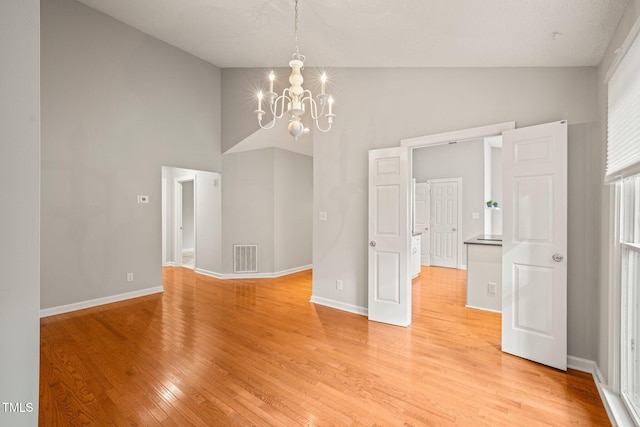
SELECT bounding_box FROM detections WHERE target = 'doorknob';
[370,241,376,247]
[552,253,564,262]
[425,227,428,231]
[452,227,457,232]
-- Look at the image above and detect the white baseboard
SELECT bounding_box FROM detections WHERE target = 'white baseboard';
[566,356,634,427]
[309,295,368,317]
[465,304,501,314]
[194,267,224,279]
[566,355,596,372]
[163,261,176,267]
[196,264,312,280]
[182,248,194,253]
[40,286,164,318]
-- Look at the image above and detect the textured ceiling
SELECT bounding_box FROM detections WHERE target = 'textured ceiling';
[76,0,630,68]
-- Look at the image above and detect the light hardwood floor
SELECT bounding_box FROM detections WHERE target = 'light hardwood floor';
[39,266,610,426]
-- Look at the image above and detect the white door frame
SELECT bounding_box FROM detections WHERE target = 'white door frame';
[414,181,431,266]
[162,178,167,265]
[175,175,197,268]
[427,177,463,269]
[403,122,515,270]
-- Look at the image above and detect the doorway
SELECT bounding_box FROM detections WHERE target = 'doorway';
[161,166,222,275]
[175,176,196,269]
[428,178,461,269]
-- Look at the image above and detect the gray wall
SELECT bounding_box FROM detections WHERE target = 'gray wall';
[41,0,222,310]
[596,0,640,383]
[221,66,600,360]
[222,147,312,274]
[181,180,195,250]
[274,149,313,272]
[491,147,503,235]
[222,148,276,273]
[0,0,40,424]
[413,139,486,266]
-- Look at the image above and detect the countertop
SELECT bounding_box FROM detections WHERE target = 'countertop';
[464,234,503,246]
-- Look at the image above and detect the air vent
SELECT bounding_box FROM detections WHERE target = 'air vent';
[233,245,258,273]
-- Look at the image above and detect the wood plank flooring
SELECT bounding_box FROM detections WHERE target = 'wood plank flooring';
[39,266,610,426]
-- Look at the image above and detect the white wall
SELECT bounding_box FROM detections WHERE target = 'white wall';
[0,0,40,424]
[41,0,222,311]
[596,0,640,383]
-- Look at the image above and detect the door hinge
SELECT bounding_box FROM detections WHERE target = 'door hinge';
[632,339,635,351]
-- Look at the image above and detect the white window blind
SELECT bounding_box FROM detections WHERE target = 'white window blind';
[607,24,640,182]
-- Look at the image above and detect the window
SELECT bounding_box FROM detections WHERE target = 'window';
[621,175,640,424]
[607,16,640,425]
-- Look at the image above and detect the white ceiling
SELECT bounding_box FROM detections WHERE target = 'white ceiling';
[76,0,630,68]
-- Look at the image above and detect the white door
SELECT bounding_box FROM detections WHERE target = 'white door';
[414,182,430,265]
[368,147,411,327]
[430,179,459,269]
[502,120,567,371]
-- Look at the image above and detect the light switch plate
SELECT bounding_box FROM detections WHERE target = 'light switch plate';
[319,211,327,221]
[472,212,480,219]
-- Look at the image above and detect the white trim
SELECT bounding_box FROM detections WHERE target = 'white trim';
[40,286,164,318]
[310,295,368,316]
[195,264,312,280]
[194,268,224,279]
[567,355,596,372]
[564,356,634,426]
[460,264,467,271]
[465,304,501,314]
[401,121,515,148]
[609,183,622,394]
[605,15,640,84]
[182,247,195,253]
[163,261,176,267]
[593,363,635,427]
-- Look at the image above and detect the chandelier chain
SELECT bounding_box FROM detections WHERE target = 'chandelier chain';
[293,0,303,61]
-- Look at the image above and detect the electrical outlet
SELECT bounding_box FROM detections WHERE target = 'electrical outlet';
[488,282,496,294]
[319,211,328,221]
[137,195,149,204]
[336,279,343,291]
[127,273,134,282]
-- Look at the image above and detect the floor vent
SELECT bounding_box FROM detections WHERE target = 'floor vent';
[233,245,258,273]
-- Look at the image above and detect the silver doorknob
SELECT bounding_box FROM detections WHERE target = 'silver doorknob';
[452,227,457,231]
[425,227,428,231]
[552,253,564,262]
[370,241,376,247]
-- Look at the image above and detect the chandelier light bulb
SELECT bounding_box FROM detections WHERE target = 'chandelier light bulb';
[268,71,275,93]
[253,0,335,140]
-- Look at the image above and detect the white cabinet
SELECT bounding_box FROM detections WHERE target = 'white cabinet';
[464,236,502,312]
[411,234,421,278]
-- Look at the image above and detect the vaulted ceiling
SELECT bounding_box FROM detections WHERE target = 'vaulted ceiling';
[76,0,630,68]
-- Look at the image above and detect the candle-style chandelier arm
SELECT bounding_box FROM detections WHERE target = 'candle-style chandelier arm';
[256,90,291,130]
[299,90,335,133]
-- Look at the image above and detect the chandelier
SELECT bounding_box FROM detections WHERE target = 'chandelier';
[255,0,335,140]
